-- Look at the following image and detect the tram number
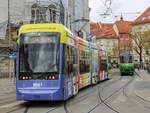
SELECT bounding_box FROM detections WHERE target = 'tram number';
[33,83,42,87]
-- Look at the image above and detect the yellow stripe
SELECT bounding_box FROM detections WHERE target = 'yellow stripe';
[18,23,73,45]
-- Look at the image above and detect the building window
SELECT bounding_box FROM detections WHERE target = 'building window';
[49,9,56,22]
[48,5,57,23]
[31,4,40,23]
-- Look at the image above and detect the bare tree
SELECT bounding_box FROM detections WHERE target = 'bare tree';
[131,32,147,68]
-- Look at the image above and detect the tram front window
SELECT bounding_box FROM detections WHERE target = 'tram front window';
[19,32,60,79]
[120,55,133,63]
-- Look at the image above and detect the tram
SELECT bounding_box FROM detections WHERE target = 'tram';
[89,42,99,84]
[16,23,108,101]
[119,52,134,75]
[16,23,78,100]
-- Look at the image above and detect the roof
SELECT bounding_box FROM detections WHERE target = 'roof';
[133,6,150,25]
[114,20,132,33]
[19,23,73,35]
[90,22,117,39]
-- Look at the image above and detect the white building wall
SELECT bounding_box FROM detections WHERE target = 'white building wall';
[0,0,25,23]
[97,38,118,62]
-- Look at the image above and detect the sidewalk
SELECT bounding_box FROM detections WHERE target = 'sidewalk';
[0,78,16,100]
[134,69,150,102]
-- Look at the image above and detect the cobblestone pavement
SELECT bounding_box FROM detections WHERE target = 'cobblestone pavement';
[0,78,16,100]
[134,69,150,102]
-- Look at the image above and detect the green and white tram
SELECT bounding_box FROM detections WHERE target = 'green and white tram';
[119,52,135,76]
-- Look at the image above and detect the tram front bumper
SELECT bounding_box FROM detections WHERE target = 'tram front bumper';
[16,88,64,101]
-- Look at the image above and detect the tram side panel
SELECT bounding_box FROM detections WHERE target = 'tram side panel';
[98,48,109,81]
[76,37,91,89]
[89,43,99,84]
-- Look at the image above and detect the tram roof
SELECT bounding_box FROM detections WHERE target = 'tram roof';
[76,36,89,45]
[18,23,73,36]
[120,52,133,56]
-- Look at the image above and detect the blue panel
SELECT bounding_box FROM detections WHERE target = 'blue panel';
[16,44,74,101]
[16,79,64,100]
[16,88,64,100]
[16,46,20,85]
[59,44,63,75]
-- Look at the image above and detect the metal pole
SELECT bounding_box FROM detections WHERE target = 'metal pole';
[8,0,10,43]
[8,0,12,79]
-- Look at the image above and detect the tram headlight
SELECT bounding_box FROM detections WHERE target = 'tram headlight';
[25,76,28,80]
[22,76,26,80]
[52,76,55,80]
[48,75,58,80]
[20,76,30,80]
[49,76,52,80]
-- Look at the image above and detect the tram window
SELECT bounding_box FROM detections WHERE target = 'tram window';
[129,56,133,63]
[79,50,90,74]
[79,50,84,74]
[120,56,124,63]
[72,48,78,76]
[64,46,68,75]
[64,45,77,76]
[120,54,133,63]
[68,46,72,76]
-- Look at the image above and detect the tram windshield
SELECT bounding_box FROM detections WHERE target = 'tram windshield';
[19,32,60,74]
[120,55,133,63]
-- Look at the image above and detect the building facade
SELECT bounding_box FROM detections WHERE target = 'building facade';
[73,0,90,39]
[113,19,133,55]
[90,19,133,64]
[132,6,150,65]
[90,22,118,63]
[0,0,90,41]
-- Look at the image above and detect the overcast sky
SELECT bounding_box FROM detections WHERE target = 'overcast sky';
[89,0,150,23]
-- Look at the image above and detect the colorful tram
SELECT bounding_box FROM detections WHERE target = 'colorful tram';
[16,23,108,101]
[119,52,134,76]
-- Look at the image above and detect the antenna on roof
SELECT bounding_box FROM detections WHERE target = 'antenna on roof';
[120,13,123,20]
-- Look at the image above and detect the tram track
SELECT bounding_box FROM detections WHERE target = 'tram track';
[23,105,30,113]
[122,76,135,98]
[122,72,150,111]
[68,76,123,105]
[5,102,28,113]
[6,101,59,113]
[6,70,150,113]
[133,72,150,110]
[22,102,60,113]
[50,75,123,113]
[134,71,142,78]
[6,72,123,113]
[86,76,134,113]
